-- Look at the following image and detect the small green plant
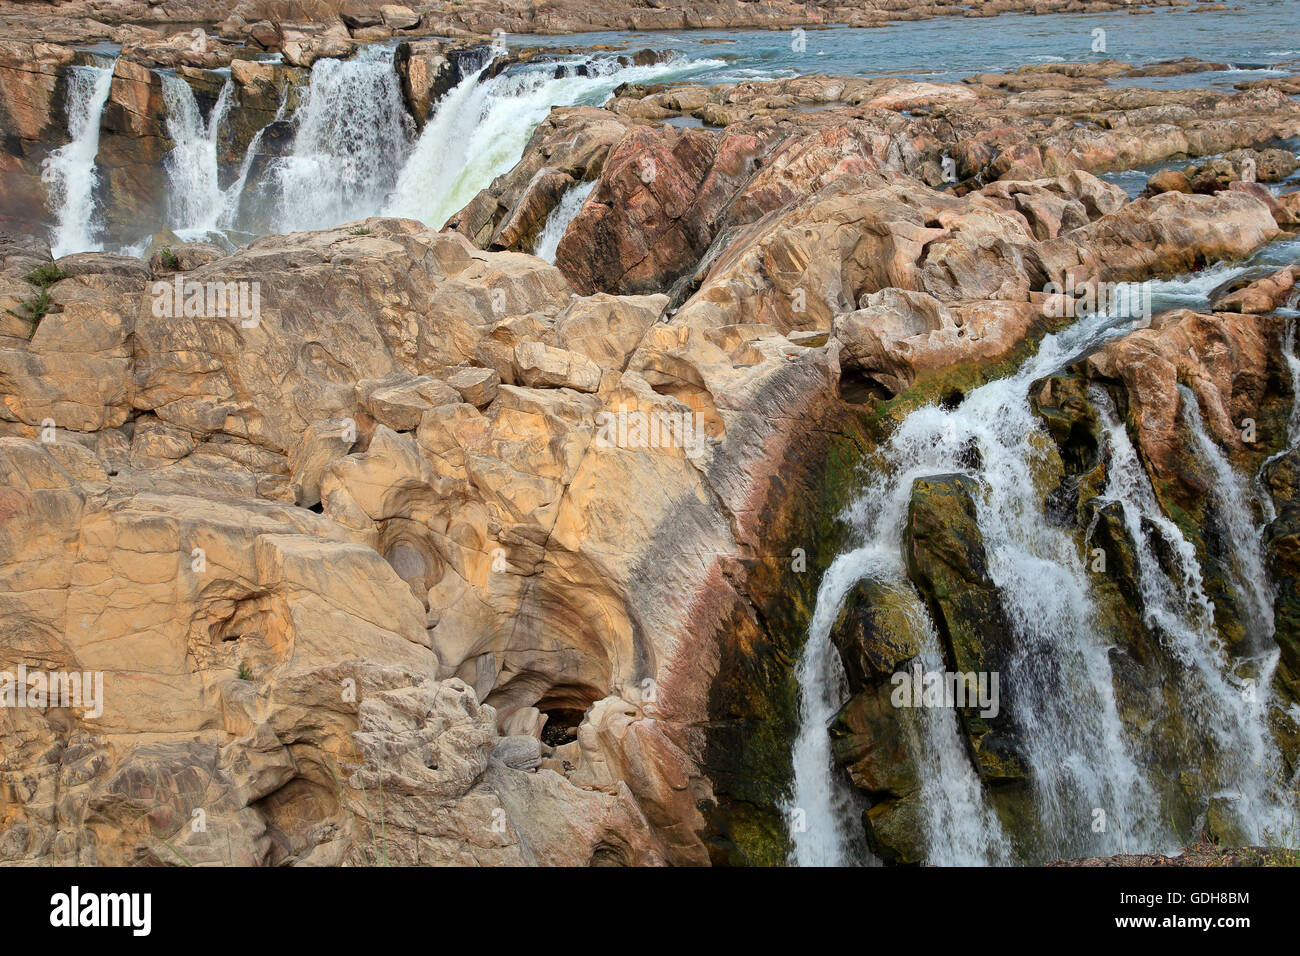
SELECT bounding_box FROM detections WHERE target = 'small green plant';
[159,246,180,270]
[236,662,253,681]
[24,263,69,289]
[9,289,52,339]
[1253,783,1300,866]
[6,263,68,338]
[349,226,371,236]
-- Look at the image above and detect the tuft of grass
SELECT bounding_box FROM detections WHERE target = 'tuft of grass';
[24,263,69,289]
[236,662,253,681]
[7,290,53,339]
[349,226,371,236]
[159,246,180,270]
[5,263,69,338]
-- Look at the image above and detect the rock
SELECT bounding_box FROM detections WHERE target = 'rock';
[492,734,543,770]
[280,23,356,69]
[513,342,603,392]
[443,366,500,408]
[380,5,421,30]
[556,125,763,295]
[834,289,1046,397]
[288,417,357,508]
[1085,307,1278,510]
[4,5,1300,867]
[446,106,633,247]
[1210,265,1295,314]
[360,374,461,432]
[1145,167,1192,195]
[148,241,226,275]
[903,474,1027,780]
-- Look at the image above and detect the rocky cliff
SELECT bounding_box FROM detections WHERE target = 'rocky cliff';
[2,9,1300,865]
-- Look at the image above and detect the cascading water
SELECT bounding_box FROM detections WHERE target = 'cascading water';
[160,73,236,238]
[899,594,1014,866]
[44,61,115,258]
[386,53,722,229]
[273,45,415,234]
[1180,386,1276,641]
[786,543,1011,866]
[786,549,874,867]
[1094,389,1288,843]
[216,87,290,236]
[792,305,1167,865]
[65,46,720,250]
[533,180,596,263]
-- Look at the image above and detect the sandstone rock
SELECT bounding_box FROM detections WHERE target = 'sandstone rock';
[360,374,461,432]
[834,290,1046,397]
[904,474,1027,781]
[443,365,500,408]
[380,5,421,29]
[513,342,603,392]
[1210,265,1295,314]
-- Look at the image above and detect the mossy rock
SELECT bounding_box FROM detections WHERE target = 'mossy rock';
[830,578,922,687]
[862,790,928,865]
[831,682,919,796]
[902,474,1029,782]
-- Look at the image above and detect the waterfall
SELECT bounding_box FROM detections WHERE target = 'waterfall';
[161,73,235,238]
[386,53,721,229]
[273,45,415,234]
[786,547,874,867]
[44,61,115,258]
[1095,389,1287,844]
[1180,386,1276,641]
[900,594,1014,866]
[534,179,596,263]
[1281,318,1300,450]
[787,544,1010,866]
[217,87,290,235]
[55,48,720,248]
[793,305,1162,865]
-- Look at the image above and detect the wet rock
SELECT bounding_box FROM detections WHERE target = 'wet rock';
[903,474,1028,781]
[1264,449,1300,704]
[1210,265,1295,314]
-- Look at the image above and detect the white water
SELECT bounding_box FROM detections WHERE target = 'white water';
[161,73,236,237]
[54,47,720,251]
[214,86,290,236]
[533,179,596,263]
[1281,319,1300,449]
[386,54,722,229]
[273,46,415,234]
[1095,389,1287,843]
[786,549,873,866]
[787,542,1010,866]
[792,305,1161,865]
[1180,386,1276,642]
[901,601,1015,866]
[44,62,115,257]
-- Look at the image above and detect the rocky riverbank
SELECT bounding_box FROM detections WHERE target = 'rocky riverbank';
[0,0,1200,49]
[2,6,1300,864]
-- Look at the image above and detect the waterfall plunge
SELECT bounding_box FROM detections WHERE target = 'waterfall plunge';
[386,54,722,230]
[273,46,416,234]
[160,73,237,238]
[533,179,596,263]
[1095,388,1288,844]
[44,62,115,258]
[791,306,1165,865]
[160,71,290,242]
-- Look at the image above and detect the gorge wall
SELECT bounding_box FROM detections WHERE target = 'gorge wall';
[2,6,1300,865]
